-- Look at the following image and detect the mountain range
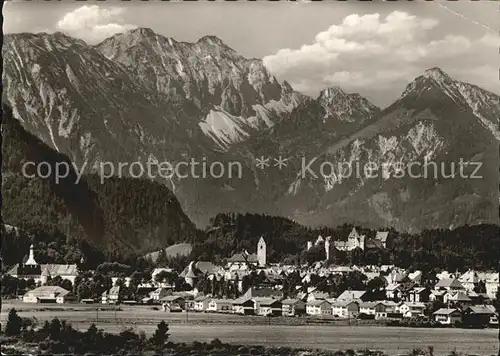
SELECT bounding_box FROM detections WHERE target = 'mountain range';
[3,28,499,237]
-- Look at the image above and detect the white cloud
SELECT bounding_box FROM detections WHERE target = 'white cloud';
[56,5,137,44]
[263,11,494,106]
[479,33,500,47]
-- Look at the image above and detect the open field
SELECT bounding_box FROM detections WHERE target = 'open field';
[1,301,497,355]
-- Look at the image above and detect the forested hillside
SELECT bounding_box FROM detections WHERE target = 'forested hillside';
[1,105,201,261]
[193,213,499,272]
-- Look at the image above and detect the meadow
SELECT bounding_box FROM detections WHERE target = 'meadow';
[1,301,497,355]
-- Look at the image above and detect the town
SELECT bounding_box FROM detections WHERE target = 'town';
[4,228,499,330]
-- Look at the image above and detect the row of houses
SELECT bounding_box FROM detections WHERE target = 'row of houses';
[156,293,498,327]
[19,284,498,328]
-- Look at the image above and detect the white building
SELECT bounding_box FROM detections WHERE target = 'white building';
[433,308,462,325]
[485,273,499,300]
[23,286,73,304]
[397,302,426,318]
[102,286,121,304]
[359,301,389,315]
[331,300,359,318]
[193,295,211,311]
[458,270,479,292]
[306,300,332,316]
[207,299,233,313]
[374,231,389,248]
[149,287,170,301]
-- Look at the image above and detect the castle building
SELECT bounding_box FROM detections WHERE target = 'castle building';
[333,228,366,251]
[306,228,389,257]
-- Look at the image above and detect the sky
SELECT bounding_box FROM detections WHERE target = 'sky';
[3,0,499,107]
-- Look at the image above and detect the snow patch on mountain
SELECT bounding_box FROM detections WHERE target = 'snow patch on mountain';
[57,106,78,138]
[199,109,251,150]
[65,64,81,91]
[406,122,443,157]
[378,136,398,156]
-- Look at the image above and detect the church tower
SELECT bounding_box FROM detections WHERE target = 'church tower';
[25,244,38,266]
[257,237,266,267]
[325,237,330,262]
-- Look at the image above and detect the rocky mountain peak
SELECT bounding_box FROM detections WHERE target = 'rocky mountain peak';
[98,27,168,49]
[422,67,450,82]
[129,27,156,37]
[3,29,500,233]
[5,31,87,50]
[316,86,380,123]
[318,86,347,102]
[281,80,294,93]
[400,67,456,101]
[197,35,226,46]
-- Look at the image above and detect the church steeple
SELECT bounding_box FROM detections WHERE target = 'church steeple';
[257,237,266,267]
[25,244,38,266]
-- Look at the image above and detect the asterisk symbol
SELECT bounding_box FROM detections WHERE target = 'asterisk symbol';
[255,156,270,170]
[273,156,288,169]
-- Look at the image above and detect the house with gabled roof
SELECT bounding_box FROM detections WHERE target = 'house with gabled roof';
[160,295,186,311]
[282,299,306,316]
[408,271,422,284]
[375,231,390,248]
[232,297,254,315]
[331,300,359,319]
[397,302,426,318]
[193,295,211,312]
[463,305,496,327]
[337,290,367,302]
[407,287,430,303]
[149,287,171,301]
[443,290,472,306]
[180,261,223,287]
[435,278,464,291]
[306,289,330,302]
[458,270,479,292]
[22,286,74,304]
[359,301,388,315]
[485,273,499,300]
[226,252,258,270]
[207,298,232,313]
[385,283,403,300]
[102,286,122,304]
[306,299,332,316]
[254,298,282,316]
[433,308,462,325]
[429,289,447,303]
